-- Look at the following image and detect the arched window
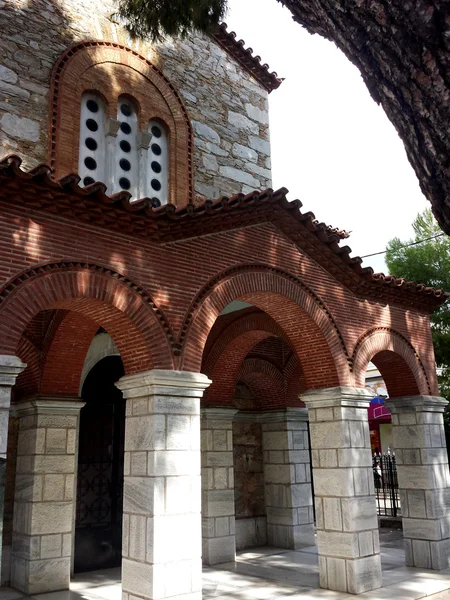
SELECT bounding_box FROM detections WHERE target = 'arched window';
[78,93,106,187]
[146,120,168,205]
[116,96,139,198]
[79,96,169,205]
[51,42,193,208]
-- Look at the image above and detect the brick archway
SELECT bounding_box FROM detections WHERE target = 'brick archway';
[352,328,434,397]
[203,311,287,375]
[0,264,174,374]
[181,267,349,389]
[237,358,287,410]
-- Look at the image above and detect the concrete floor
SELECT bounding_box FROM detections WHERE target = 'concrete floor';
[2,531,449,600]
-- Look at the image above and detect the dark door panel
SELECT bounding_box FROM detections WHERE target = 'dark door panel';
[75,355,125,572]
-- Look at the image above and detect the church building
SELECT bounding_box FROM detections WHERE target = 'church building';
[0,1,449,598]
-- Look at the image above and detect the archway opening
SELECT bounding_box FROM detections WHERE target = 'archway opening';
[361,349,422,528]
[200,300,318,561]
[75,354,125,572]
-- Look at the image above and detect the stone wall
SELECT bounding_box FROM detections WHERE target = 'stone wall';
[233,420,266,549]
[2,417,19,585]
[0,0,272,198]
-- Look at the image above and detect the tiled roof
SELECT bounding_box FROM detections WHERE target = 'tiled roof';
[211,23,284,92]
[0,155,447,312]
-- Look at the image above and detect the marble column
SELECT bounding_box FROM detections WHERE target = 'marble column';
[261,408,315,549]
[11,397,84,595]
[302,387,382,595]
[386,395,450,570]
[116,370,211,600]
[201,407,237,565]
[0,356,26,585]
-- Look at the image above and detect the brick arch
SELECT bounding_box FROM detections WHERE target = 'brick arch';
[239,371,283,411]
[237,357,288,410]
[0,265,174,374]
[204,330,274,405]
[284,354,306,406]
[237,357,285,390]
[40,311,100,396]
[352,328,433,397]
[181,266,349,389]
[203,312,287,376]
[49,41,193,207]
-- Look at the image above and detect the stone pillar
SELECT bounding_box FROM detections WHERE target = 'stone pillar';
[0,356,26,584]
[116,370,211,600]
[302,387,382,595]
[11,397,84,595]
[386,395,450,570]
[201,407,237,565]
[261,408,315,549]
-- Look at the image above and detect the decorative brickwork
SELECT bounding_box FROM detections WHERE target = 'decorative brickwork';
[181,266,349,384]
[0,264,173,373]
[49,42,193,207]
[352,328,433,396]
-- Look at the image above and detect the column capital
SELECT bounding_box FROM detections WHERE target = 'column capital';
[201,407,238,420]
[259,407,308,423]
[104,117,120,137]
[0,354,26,387]
[385,395,448,414]
[12,396,85,416]
[116,369,211,400]
[301,386,372,409]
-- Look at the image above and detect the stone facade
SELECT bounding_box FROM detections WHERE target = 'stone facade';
[262,409,315,550]
[0,357,26,586]
[201,408,237,565]
[386,396,450,570]
[0,0,271,199]
[10,398,84,595]
[116,370,211,600]
[303,388,382,595]
[233,418,267,551]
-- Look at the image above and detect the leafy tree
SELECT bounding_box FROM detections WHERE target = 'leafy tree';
[117,0,228,40]
[386,209,450,405]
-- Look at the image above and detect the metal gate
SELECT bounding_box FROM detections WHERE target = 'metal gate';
[373,453,401,517]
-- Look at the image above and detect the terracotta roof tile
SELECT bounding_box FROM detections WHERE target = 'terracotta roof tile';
[211,23,284,92]
[0,155,447,312]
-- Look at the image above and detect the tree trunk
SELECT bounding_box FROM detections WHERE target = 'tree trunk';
[279,1,450,233]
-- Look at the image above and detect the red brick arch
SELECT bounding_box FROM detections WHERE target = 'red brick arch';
[0,264,174,374]
[239,373,283,411]
[181,266,350,389]
[203,312,287,376]
[39,311,100,396]
[352,328,433,397]
[204,330,274,405]
[50,41,193,206]
[237,357,288,410]
[284,353,306,406]
[237,357,285,390]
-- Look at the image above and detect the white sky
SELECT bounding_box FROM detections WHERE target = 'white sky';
[226,0,429,274]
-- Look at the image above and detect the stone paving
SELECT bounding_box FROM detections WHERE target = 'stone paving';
[0,531,449,600]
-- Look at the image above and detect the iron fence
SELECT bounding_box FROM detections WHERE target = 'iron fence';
[373,453,401,517]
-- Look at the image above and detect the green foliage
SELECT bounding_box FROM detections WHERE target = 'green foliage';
[117,0,228,40]
[386,208,450,405]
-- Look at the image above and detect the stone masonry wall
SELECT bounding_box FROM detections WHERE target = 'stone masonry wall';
[233,421,265,519]
[0,0,272,198]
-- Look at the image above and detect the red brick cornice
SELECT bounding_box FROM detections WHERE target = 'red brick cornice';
[0,155,448,313]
